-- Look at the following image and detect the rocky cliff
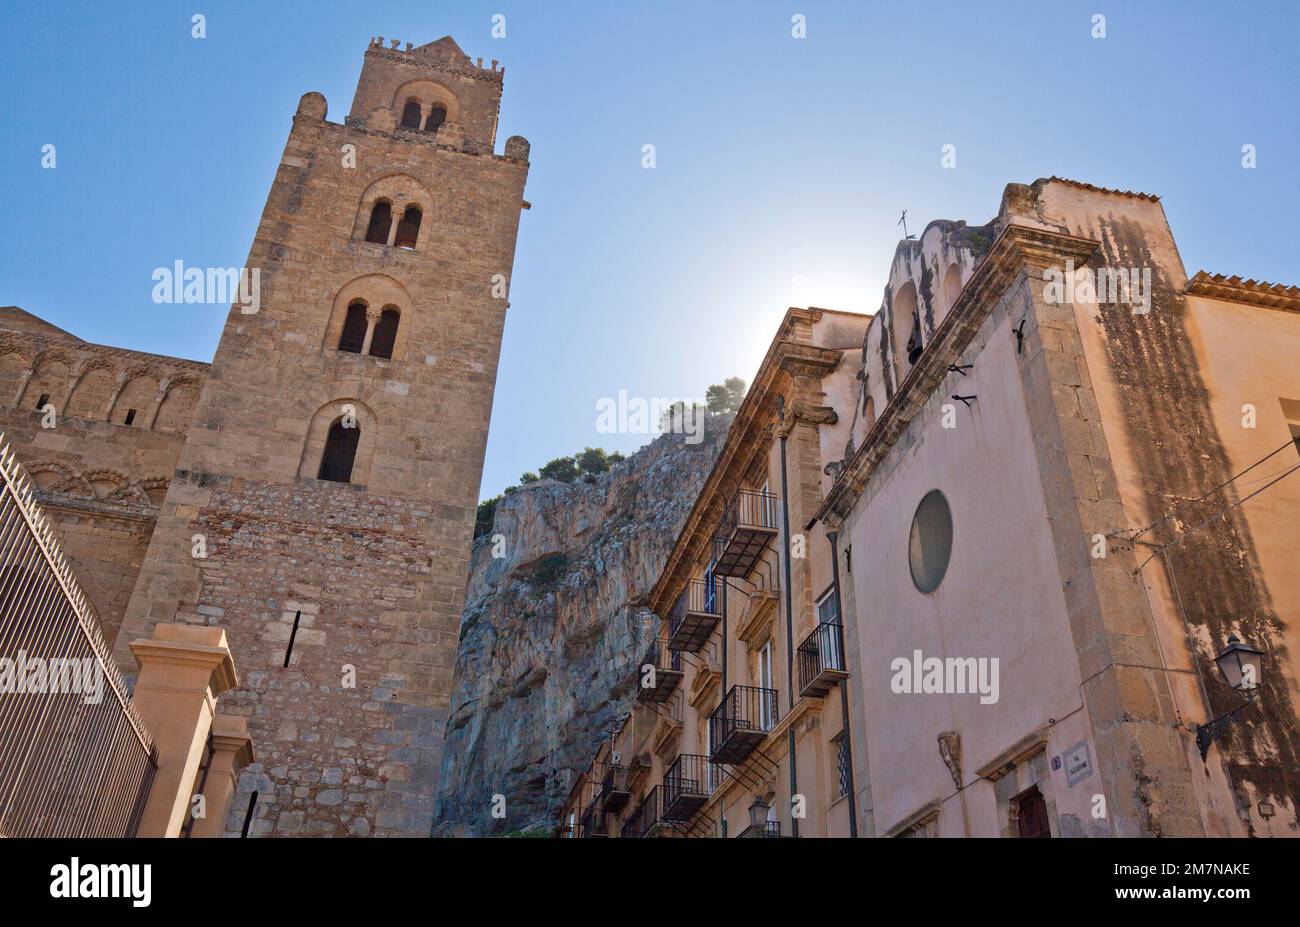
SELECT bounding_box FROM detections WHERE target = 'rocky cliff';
[432,415,731,836]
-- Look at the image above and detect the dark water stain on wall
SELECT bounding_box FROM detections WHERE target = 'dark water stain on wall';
[919,256,936,339]
[1090,215,1298,817]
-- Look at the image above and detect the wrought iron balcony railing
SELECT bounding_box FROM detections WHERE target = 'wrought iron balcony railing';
[579,800,609,838]
[622,785,668,838]
[662,753,718,822]
[713,489,778,578]
[600,763,631,813]
[797,621,849,698]
[667,578,722,653]
[737,821,784,838]
[0,436,156,837]
[635,638,684,704]
[708,684,778,765]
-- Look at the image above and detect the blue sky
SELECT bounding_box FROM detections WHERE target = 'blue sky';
[2,0,1296,499]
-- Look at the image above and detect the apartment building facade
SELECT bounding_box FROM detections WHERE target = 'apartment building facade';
[561,307,872,837]
[562,177,1300,838]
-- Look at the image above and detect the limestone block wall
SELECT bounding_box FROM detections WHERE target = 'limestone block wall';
[114,39,530,838]
[0,307,206,644]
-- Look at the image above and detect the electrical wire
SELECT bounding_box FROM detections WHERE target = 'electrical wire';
[1117,439,1297,545]
[1134,460,1300,572]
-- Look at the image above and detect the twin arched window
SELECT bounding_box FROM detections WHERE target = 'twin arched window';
[400,99,447,134]
[338,300,400,360]
[363,200,422,249]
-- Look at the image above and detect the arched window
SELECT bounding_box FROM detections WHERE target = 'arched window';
[891,282,921,379]
[365,201,393,244]
[425,106,447,133]
[369,308,400,359]
[395,206,421,249]
[400,100,423,129]
[318,419,361,483]
[338,301,369,353]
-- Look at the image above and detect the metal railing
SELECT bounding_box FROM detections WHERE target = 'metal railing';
[644,638,682,673]
[667,578,722,652]
[0,435,156,837]
[717,489,779,540]
[713,489,779,577]
[600,762,629,802]
[622,785,664,839]
[663,753,717,821]
[737,821,783,838]
[708,684,778,764]
[579,799,609,837]
[797,621,847,695]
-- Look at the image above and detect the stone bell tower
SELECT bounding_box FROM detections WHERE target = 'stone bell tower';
[115,35,531,837]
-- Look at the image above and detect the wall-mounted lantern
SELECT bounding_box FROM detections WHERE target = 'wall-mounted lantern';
[748,798,770,830]
[1196,635,1264,761]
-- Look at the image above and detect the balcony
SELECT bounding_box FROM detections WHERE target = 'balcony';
[623,786,670,838]
[708,684,778,765]
[668,578,722,653]
[579,801,609,838]
[636,639,684,704]
[662,754,717,822]
[713,489,778,578]
[737,821,784,838]
[797,621,849,698]
[600,763,631,813]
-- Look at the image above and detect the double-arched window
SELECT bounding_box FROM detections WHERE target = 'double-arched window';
[337,300,400,360]
[399,98,448,134]
[362,200,422,249]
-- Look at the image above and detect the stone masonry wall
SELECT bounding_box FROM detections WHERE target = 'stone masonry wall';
[113,38,530,838]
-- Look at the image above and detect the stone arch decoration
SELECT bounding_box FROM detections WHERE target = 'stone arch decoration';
[82,468,132,502]
[298,398,379,487]
[351,173,434,250]
[24,460,82,493]
[109,366,162,426]
[23,460,166,506]
[66,357,118,420]
[139,476,170,506]
[0,347,30,407]
[390,78,459,130]
[321,273,413,362]
[21,349,77,411]
[154,376,200,434]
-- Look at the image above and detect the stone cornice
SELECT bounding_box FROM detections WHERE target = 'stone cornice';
[364,44,504,84]
[647,317,845,617]
[0,327,209,372]
[975,731,1050,781]
[816,223,1099,526]
[883,799,943,837]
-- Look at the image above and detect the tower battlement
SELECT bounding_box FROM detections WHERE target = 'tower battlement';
[368,35,505,80]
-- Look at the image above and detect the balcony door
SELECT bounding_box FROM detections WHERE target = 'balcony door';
[758,639,774,729]
[704,558,718,613]
[816,589,841,671]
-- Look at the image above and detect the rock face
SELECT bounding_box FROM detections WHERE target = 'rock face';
[432,415,731,836]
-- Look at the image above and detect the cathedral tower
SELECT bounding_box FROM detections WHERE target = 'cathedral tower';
[115,36,530,837]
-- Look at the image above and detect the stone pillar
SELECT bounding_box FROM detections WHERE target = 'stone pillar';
[1006,227,1204,836]
[190,714,254,838]
[130,624,239,838]
[360,307,380,354]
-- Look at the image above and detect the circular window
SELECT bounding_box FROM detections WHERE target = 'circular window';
[909,490,953,593]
